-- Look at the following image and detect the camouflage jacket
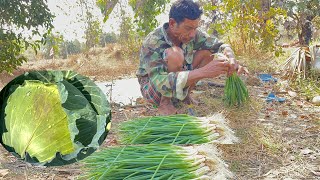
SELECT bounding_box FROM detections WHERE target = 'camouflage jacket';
[137,22,224,100]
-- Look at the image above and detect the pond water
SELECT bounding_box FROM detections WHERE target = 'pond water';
[96,78,142,106]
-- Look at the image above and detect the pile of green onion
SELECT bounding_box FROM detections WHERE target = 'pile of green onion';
[117,114,237,145]
[81,144,233,179]
[224,73,249,107]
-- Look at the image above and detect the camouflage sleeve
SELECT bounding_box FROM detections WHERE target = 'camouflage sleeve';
[193,30,224,53]
[141,44,190,100]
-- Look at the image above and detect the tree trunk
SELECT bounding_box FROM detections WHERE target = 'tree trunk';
[261,0,271,13]
[259,0,271,32]
[260,0,271,22]
[301,23,312,46]
[209,0,219,37]
[298,30,305,46]
[300,15,314,46]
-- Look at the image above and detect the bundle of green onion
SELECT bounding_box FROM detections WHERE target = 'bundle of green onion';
[118,114,238,145]
[224,73,249,107]
[81,144,233,180]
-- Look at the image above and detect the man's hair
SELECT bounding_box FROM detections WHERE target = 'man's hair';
[169,0,203,24]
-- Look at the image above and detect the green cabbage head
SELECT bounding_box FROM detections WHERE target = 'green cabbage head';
[0,70,111,166]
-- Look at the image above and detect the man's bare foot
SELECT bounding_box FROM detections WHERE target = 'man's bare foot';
[183,94,199,105]
[157,103,177,115]
[157,96,177,115]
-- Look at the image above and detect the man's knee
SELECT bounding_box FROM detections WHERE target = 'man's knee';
[193,50,212,69]
[164,46,184,72]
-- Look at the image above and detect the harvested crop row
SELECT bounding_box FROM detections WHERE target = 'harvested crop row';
[81,144,233,180]
[118,114,238,145]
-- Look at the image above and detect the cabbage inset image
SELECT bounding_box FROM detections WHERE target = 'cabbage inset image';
[0,70,111,166]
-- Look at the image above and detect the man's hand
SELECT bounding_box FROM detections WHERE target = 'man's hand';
[220,45,250,76]
[236,64,249,75]
[186,59,230,87]
[186,54,248,87]
[200,59,230,78]
[228,58,249,76]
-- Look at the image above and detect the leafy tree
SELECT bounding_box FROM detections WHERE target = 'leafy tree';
[99,32,118,47]
[96,0,285,56]
[97,0,170,37]
[119,15,141,58]
[128,0,170,36]
[202,0,285,55]
[0,0,54,73]
[312,16,320,30]
[274,0,320,45]
[84,18,103,49]
[119,16,135,43]
[200,0,221,37]
[68,39,82,54]
[42,33,64,59]
[76,0,103,50]
[59,40,82,59]
[96,0,119,22]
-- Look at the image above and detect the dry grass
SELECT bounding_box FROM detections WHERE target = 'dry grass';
[225,33,296,75]
[239,54,277,74]
[185,75,319,179]
[29,46,136,81]
[0,68,27,90]
[251,127,283,154]
[217,96,285,179]
[0,45,138,91]
[225,33,277,74]
[1,42,319,180]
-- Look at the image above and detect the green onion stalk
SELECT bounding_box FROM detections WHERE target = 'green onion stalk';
[118,114,238,145]
[224,72,249,107]
[80,144,233,180]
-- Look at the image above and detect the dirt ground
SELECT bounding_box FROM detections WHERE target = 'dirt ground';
[0,54,319,179]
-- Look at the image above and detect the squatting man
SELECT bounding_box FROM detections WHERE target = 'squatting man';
[136,0,248,115]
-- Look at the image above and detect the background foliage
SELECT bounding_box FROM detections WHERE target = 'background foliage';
[0,0,54,73]
[1,0,320,73]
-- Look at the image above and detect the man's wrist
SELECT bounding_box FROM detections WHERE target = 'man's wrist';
[229,57,236,63]
[191,68,207,79]
[186,69,206,87]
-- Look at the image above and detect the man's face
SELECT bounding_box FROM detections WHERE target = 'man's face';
[169,18,200,44]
